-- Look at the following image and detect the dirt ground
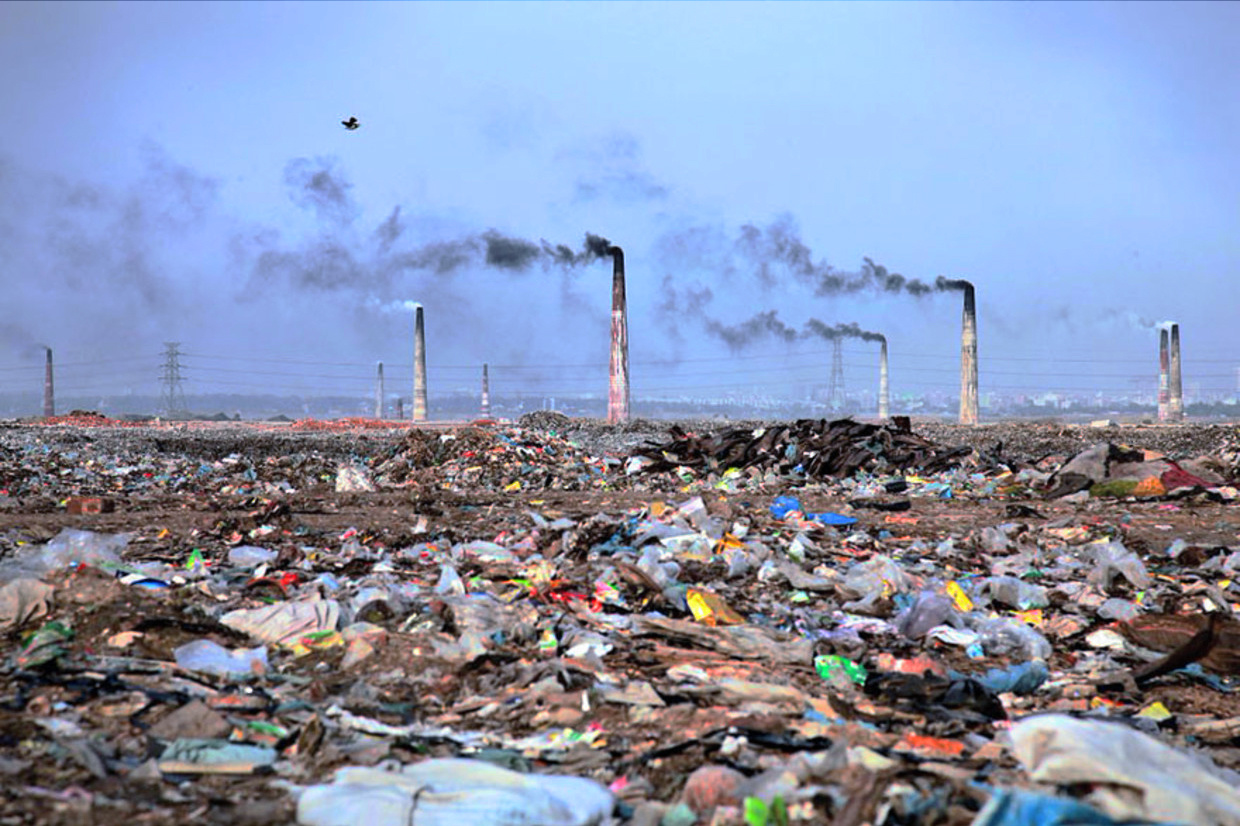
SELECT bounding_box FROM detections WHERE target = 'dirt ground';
[1,415,1239,825]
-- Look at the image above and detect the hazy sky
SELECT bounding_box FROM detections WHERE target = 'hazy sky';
[1,0,1238,409]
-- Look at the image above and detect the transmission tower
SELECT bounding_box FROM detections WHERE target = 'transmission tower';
[827,338,845,410]
[159,342,188,417]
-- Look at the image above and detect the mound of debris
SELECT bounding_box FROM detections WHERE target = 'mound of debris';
[627,418,975,480]
[517,410,572,431]
[373,425,619,492]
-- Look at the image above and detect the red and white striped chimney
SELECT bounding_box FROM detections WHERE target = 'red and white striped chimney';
[607,246,630,423]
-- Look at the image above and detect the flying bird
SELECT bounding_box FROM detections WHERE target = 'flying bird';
[342,116,360,131]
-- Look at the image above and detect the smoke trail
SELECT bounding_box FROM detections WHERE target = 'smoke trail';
[704,310,800,352]
[702,311,886,353]
[934,276,974,292]
[864,257,932,296]
[251,158,621,295]
[663,214,941,297]
[483,231,543,270]
[655,275,714,344]
[732,216,937,294]
[1055,306,1173,337]
[803,319,886,344]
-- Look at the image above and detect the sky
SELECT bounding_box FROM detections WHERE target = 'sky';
[1,0,1238,411]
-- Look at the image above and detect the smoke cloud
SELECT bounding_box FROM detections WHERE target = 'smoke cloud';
[661,214,968,298]
[702,310,886,353]
[803,319,886,344]
[284,157,358,225]
[654,275,714,344]
[248,166,617,295]
[934,275,974,292]
[704,310,800,351]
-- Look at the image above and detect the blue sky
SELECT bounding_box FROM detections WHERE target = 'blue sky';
[1,1,1237,408]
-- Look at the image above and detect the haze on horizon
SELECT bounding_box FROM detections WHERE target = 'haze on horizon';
[1,1,1237,414]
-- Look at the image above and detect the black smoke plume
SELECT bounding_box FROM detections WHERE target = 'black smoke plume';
[934,276,974,292]
[704,310,800,351]
[703,310,885,353]
[254,157,618,295]
[663,215,949,297]
[803,319,886,344]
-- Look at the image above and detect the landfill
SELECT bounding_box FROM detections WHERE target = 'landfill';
[3,413,1240,825]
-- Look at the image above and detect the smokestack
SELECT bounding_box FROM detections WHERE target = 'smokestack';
[878,337,890,420]
[1157,326,1170,422]
[1169,322,1184,422]
[43,347,54,419]
[413,304,428,422]
[374,362,384,420]
[958,283,978,425]
[481,363,491,418]
[608,246,630,424]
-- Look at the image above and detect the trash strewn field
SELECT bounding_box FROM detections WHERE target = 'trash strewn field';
[3,415,1240,825]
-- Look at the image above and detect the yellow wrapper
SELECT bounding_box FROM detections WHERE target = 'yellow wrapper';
[945,581,974,612]
[686,588,745,626]
[1014,609,1044,627]
[1138,701,1172,722]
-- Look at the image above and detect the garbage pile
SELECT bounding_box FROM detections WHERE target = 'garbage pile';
[626,419,975,482]
[1,418,1240,825]
[372,426,617,492]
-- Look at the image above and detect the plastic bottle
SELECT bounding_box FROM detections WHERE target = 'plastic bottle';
[228,545,278,567]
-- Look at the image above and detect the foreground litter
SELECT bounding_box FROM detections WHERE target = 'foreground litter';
[2,415,1240,824]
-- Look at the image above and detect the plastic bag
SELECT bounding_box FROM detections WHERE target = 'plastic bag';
[985,576,1049,610]
[174,639,268,678]
[1087,540,1150,591]
[972,616,1052,661]
[296,758,614,826]
[896,590,958,639]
